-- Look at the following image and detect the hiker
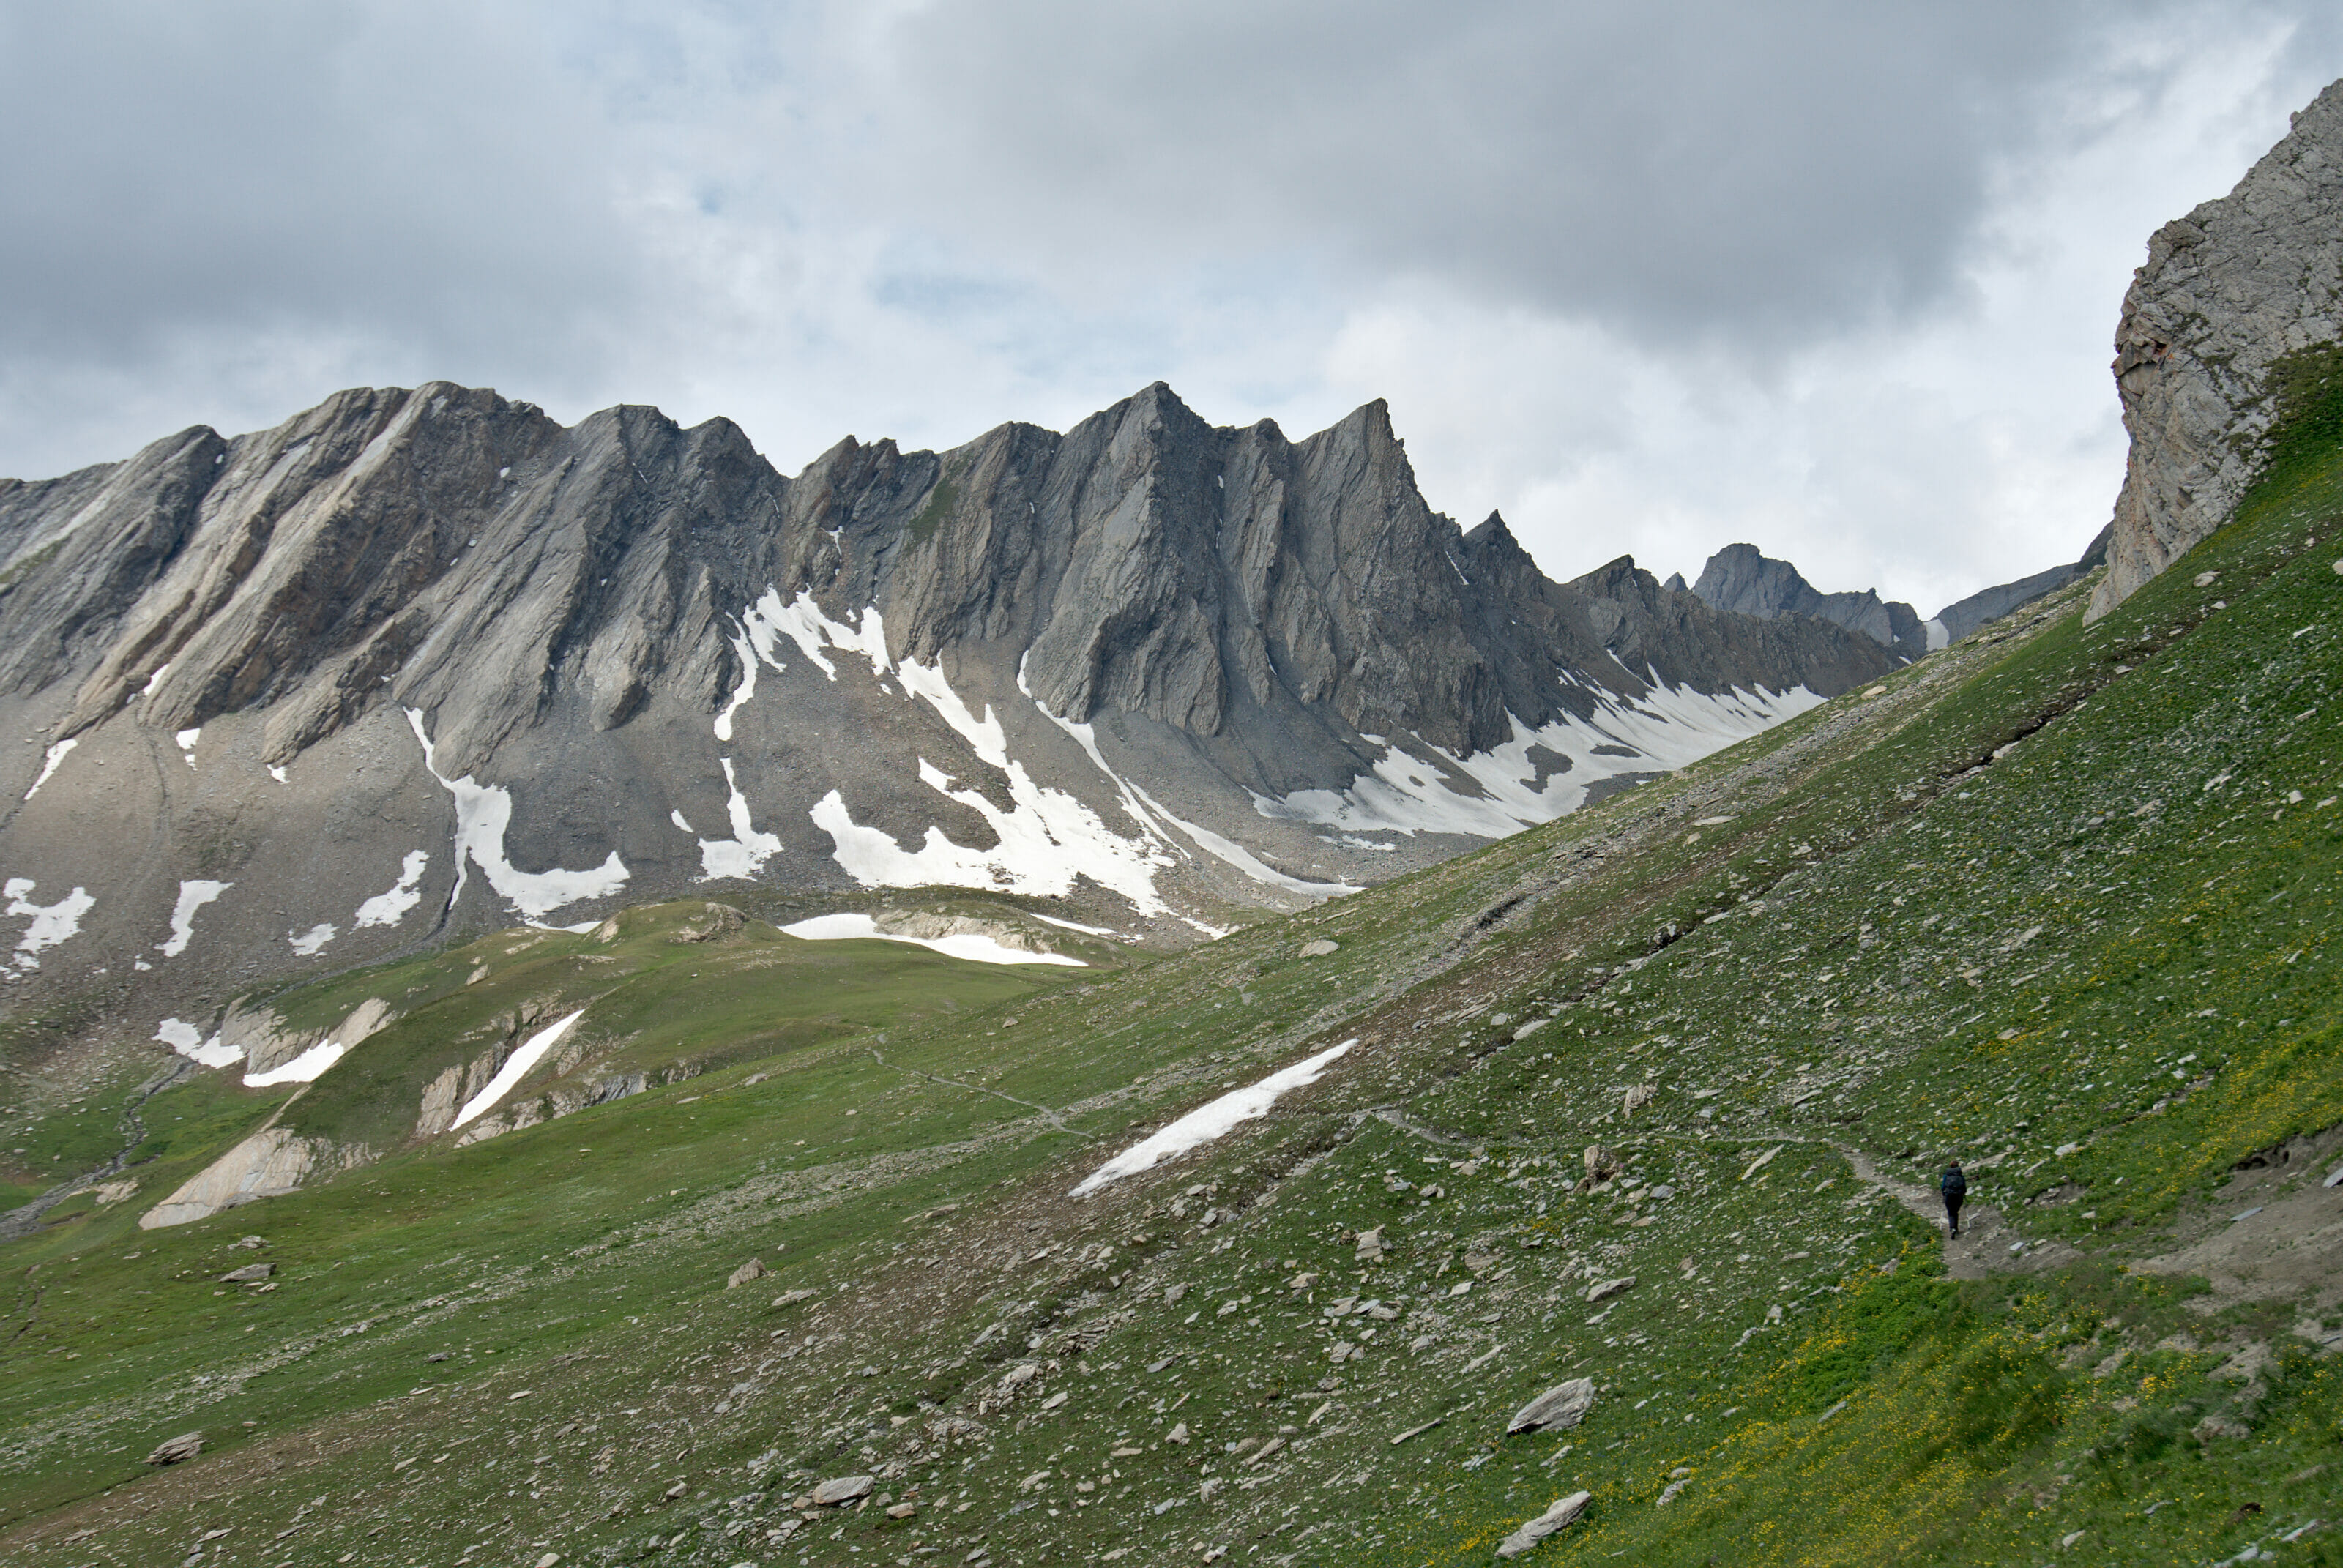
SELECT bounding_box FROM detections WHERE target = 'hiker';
[1940,1159,1967,1239]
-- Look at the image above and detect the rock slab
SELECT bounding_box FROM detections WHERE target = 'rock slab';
[1496,1490,1591,1558]
[812,1475,873,1506]
[144,1432,204,1466]
[1506,1377,1597,1434]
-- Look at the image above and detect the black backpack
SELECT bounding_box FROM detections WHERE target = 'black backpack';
[1941,1166,1967,1199]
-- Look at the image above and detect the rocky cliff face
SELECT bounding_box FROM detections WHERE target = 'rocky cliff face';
[1688,542,1927,662]
[0,381,1891,1028]
[2092,78,2343,620]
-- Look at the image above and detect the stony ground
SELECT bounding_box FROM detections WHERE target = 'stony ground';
[4,442,2343,1566]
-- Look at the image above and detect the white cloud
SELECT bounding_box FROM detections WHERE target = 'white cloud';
[0,1,2337,616]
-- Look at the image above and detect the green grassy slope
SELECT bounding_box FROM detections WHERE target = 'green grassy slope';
[4,441,2342,1566]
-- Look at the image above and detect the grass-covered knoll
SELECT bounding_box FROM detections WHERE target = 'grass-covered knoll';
[3,438,2342,1567]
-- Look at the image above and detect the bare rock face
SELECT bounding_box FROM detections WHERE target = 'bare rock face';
[1690,544,1926,662]
[2092,78,2343,620]
[140,1127,365,1229]
[0,380,1892,1022]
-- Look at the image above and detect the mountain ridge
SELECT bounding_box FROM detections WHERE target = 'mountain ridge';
[0,380,1889,1020]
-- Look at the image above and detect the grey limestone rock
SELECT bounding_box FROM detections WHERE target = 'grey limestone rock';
[1690,543,1926,662]
[2093,78,2343,619]
[144,1431,204,1466]
[1494,1490,1591,1557]
[812,1474,873,1506]
[1506,1377,1597,1434]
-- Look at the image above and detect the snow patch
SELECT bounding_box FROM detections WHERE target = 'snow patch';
[1073,1039,1358,1195]
[1254,684,1823,839]
[780,912,1085,968]
[141,662,171,697]
[713,627,760,741]
[244,1038,344,1087]
[404,709,630,919]
[452,1009,586,1129]
[267,764,288,784]
[175,728,201,768]
[159,880,231,957]
[154,1018,242,1069]
[695,758,784,881]
[4,878,94,963]
[1034,701,1352,899]
[23,738,75,800]
[354,851,431,929]
[288,922,337,957]
[1033,913,1117,937]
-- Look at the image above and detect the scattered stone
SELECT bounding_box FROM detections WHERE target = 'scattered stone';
[1583,1275,1636,1304]
[1739,1146,1781,1181]
[1583,1146,1622,1186]
[1355,1227,1385,1262]
[1621,1085,1656,1119]
[885,1503,917,1520]
[1299,939,1339,957]
[999,1363,1042,1392]
[426,1351,449,1362]
[726,1258,765,1288]
[1328,1341,1358,1363]
[1390,1417,1442,1445]
[1040,1392,1068,1411]
[218,1263,274,1283]
[1166,1422,1191,1444]
[813,1475,873,1506]
[144,1432,204,1466]
[1507,1378,1597,1435]
[771,1288,814,1307]
[662,1480,689,1501]
[228,1236,268,1250]
[1496,1491,1591,1558]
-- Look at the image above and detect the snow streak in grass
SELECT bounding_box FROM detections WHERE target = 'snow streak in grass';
[1073,1038,1358,1195]
[780,913,1085,967]
[452,1009,587,1128]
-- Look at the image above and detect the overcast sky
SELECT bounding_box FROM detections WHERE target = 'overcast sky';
[4,2,2341,612]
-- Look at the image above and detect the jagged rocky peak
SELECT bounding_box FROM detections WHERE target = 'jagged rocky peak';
[1688,542,1926,662]
[0,377,1895,1018]
[2093,76,2343,619]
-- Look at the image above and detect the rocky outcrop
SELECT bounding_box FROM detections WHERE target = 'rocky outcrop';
[139,1125,367,1229]
[2091,78,2343,620]
[1689,544,1926,661]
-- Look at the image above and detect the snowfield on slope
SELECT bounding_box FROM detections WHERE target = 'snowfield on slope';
[780,913,1085,967]
[1072,1037,1358,1195]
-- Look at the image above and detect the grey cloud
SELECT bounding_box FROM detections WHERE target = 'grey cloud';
[0,3,644,384]
[884,0,2144,346]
